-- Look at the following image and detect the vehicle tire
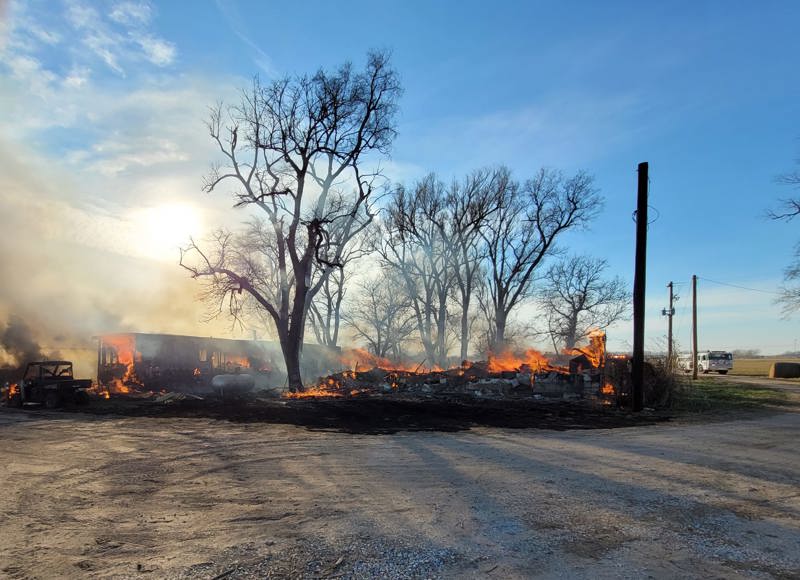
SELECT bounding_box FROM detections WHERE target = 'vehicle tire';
[44,392,60,409]
[718,370,728,375]
[701,367,709,374]
[72,391,90,406]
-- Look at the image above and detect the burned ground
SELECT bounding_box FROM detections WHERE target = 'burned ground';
[68,395,667,434]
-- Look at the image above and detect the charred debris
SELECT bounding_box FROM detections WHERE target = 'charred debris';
[0,329,665,432]
[87,330,629,406]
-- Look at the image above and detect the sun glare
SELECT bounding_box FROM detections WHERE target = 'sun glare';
[136,203,202,260]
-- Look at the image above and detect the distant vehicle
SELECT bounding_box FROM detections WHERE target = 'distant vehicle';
[679,351,733,375]
[7,361,92,408]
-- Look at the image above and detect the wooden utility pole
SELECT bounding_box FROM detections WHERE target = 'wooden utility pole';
[692,274,698,380]
[631,162,648,412]
[663,282,675,371]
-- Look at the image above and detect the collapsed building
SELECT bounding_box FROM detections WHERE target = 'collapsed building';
[289,330,623,404]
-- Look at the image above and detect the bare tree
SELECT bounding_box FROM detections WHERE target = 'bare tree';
[180,52,401,391]
[378,175,454,368]
[377,169,503,365]
[473,278,534,357]
[307,267,346,347]
[538,254,629,350]
[307,227,372,348]
[770,156,800,315]
[343,273,416,359]
[769,158,800,221]
[482,168,601,349]
[776,246,800,317]
[447,168,505,360]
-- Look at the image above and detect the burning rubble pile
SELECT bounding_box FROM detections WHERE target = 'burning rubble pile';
[2,325,622,407]
[288,331,620,404]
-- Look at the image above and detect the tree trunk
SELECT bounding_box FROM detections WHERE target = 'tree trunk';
[564,316,579,349]
[436,291,448,368]
[459,278,471,362]
[281,331,304,391]
[328,268,344,347]
[460,304,469,362]
[494,309,507,351]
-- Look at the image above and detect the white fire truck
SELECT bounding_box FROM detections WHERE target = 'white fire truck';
[679,351,734,374]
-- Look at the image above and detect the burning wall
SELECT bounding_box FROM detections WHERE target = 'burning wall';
[95,332,340,395]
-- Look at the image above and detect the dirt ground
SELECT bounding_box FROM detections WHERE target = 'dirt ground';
[1,383,799,579]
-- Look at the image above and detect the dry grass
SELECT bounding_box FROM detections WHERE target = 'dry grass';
[732,358,800,376]
[671,377,793,412]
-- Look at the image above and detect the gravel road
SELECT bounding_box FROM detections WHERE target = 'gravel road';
[1,385,798,579]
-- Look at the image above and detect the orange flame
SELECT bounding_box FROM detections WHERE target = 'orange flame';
[94,334,148,398]
[222,355,250,369]
[285,380,347,399]
[567,329,606,368]
[487,349,551,373]
[283,367,373,399]
[104,335,141,365]
[338,348,435,372]
[90,361,148,399]
[106,361,142,394]
[4,382,19,402]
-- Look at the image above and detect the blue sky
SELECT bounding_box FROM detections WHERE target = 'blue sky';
[1,0,799,353]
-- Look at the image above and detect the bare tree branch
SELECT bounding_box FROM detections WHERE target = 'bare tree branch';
[481,168,601,349]
[538,254,630,349]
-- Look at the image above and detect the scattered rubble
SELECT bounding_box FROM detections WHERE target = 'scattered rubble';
[153,392,204,404]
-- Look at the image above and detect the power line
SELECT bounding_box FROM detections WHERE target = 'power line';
[698,277,782,296]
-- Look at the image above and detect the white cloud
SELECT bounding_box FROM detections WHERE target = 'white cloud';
[5,54,58,98]
[83,30,125,74]
[58,0,176,75]
[63,66,91,88]
[132,33,176,66]
[65,0,99,30]
[86,136,189,176]
[412,91,652,173]
[0,0,184,137]
[109,1,153,26]
[214,0,276,76]
[27,25,61,45]
[2,64,245,227]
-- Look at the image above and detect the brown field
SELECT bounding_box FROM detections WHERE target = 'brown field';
[732,357,800,376]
